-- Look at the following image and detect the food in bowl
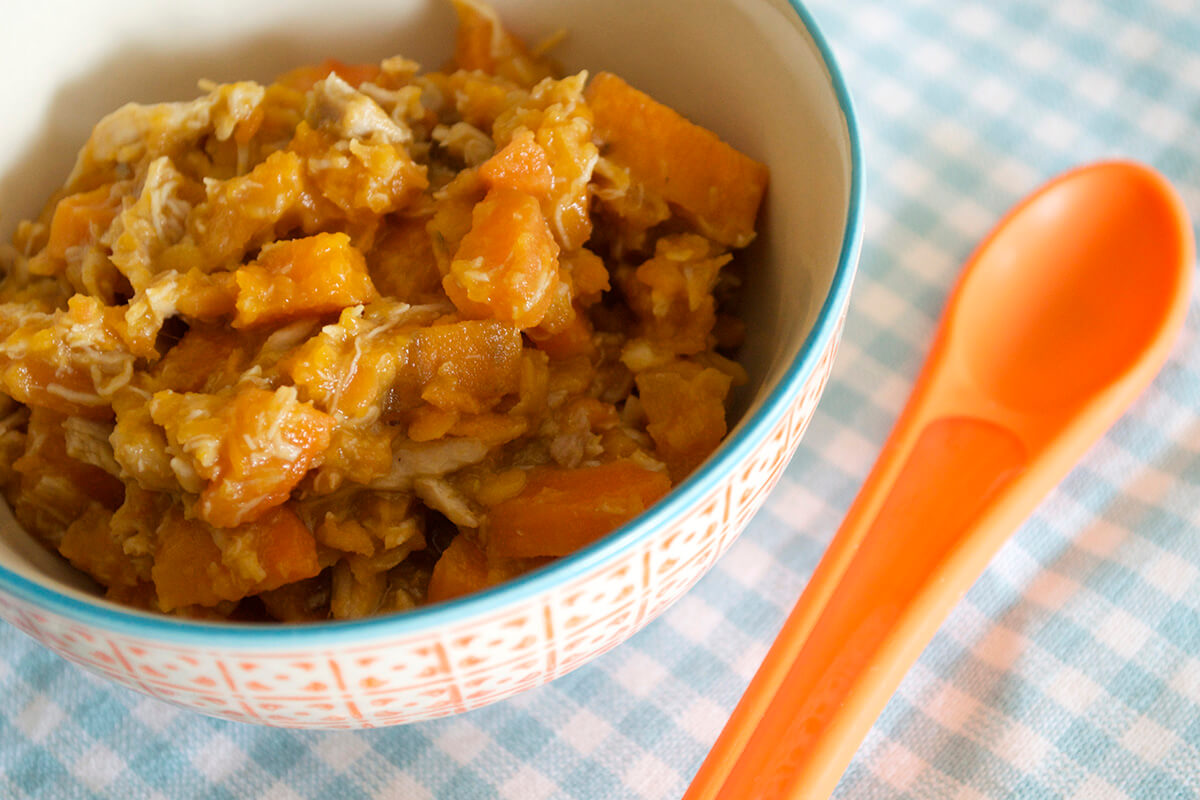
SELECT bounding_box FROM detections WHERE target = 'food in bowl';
[0,0,767,621]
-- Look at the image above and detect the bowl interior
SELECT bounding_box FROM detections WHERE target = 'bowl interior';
[0,0,854,615]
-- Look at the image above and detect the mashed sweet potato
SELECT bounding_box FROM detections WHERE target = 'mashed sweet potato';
[0,0,767,620]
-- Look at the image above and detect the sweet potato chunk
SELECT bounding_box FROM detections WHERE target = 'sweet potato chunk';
[152,504,320,611]
[528,313,594,360]
[177,149,306,270]
[445,187,562,329]
[150,385,334,527]
[587,72,768,247]
[290,122,428,218]
[492,74,598,251]
[59,505,141,589]
[480,129,553,195]
[450,0,555,87]
[636,362,732,480]
[149,324,252,394]
[390,319,524,414]
[234,232,377,328]
[10,408,124,538]
[487,461,671,558]
[45,185,120,262]
[427,532,489,604]
[0,296,133,419]
[619,234,732,361]
[367,218,444,303]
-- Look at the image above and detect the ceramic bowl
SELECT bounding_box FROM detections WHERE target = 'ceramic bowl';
[0,0,862,727]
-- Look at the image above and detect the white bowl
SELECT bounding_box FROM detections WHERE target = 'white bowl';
[0,0,862,727]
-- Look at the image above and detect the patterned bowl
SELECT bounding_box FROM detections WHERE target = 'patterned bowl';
[0,0,862,727]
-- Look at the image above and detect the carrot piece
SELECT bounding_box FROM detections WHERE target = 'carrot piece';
[45,185,120,261]
[586,71,768,248]
[234,232,377,328]
[444,187,562,329]
[152,505,320,611]
[480,129,554,195]
[427,533,490,604]
[487,461,672,558]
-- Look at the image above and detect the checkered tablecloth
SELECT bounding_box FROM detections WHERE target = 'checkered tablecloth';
[4,0,1200,797]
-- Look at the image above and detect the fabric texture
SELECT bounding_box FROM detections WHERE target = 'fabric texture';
[3,0,1200,797]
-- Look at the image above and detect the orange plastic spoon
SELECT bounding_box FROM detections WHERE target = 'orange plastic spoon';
[685,161,1194,800]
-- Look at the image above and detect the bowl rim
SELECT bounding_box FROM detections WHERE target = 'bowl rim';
[0,0,865,646]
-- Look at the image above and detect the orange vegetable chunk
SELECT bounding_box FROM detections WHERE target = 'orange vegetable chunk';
[59,506,141,590]
[15,408,125,510]
[586,71,768,247]
[445,187,562,329]
[290,122,428,218]
[10,408,125,537]
[450,0,554,87]
[367,218,444,303]
[392,319,524,414]
[480,129,553,195]
[0,296,132,420]
[45,185,120,261]
[150,324,253,394]
[202,387,333,527]
[152,505,321,611]
[276,58,382,93]
[487,461,671,558]
[636,362,732,480]
[183,149,306,270]
[151,385,334,528]
[529,312,595,360]
[234,232,377,328]
[427,533,490,604]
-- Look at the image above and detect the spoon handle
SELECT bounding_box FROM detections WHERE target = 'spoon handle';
[685,373,1171,800]
[684,400,1048,799]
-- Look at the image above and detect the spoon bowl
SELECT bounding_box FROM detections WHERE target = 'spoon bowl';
[686,160,1194,800]
[951,161,1189,416]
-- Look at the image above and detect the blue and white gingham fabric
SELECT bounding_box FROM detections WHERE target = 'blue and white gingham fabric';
[4,1,1200,797]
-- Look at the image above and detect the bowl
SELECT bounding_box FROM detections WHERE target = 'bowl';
[0,0,862,727]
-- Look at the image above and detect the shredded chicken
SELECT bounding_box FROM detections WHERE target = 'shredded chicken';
[63,417,121,477]
[372,437,490,491]
[107,156,194,292]
[67,81,265,189]
[311,74,412,144]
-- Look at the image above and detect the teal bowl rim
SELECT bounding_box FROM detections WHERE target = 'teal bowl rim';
[0,0,864,646]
